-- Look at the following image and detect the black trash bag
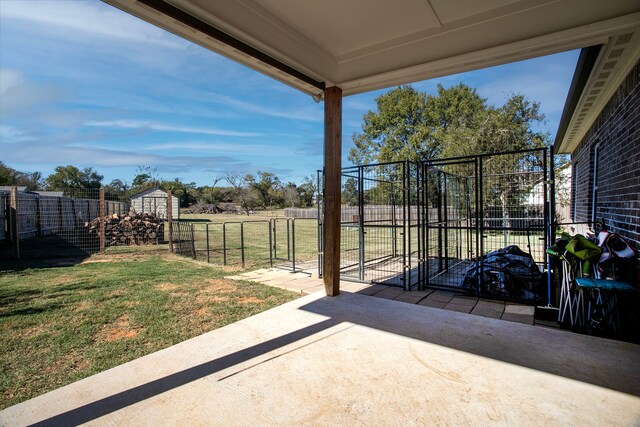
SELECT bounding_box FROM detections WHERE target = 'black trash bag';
[461,245,544,301]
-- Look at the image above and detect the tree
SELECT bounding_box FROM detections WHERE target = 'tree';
[0,162,43,190]
[161,178,197,208]
[103,179,129,196]
[297,175,317,207]
[245,171,283,209]
[197,175,225,205]
[283,182,301,208]
[442,93,551,229]
[349,83,486,165]
[349,85,431,165]
[132,173,152,188]
[45,165,103,190]
[225,172,259,215]
[342,177,359,206]
[350,83,552,232]
[131,166,160,190]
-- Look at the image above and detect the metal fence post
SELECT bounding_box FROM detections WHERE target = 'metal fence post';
[286,218,291,261]
[206,223,210,263]
[291,218,296,272]
[546,147,554,306]
[191,223,196,259]
[357,166,365,281]
[222,223,227,265]
[272,219,278,259]
[268,220,273,267]
[240,222,245,268]
[167,190,173,253]
[10,186,20,258]
[99,188,106,254]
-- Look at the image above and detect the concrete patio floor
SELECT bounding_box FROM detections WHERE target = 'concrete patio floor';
[227,268,537,325]
[2,282,639,426]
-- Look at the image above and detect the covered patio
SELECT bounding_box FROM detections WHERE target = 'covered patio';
[2,287,639,425]
[103,0,640,297]
[2,0,639,424]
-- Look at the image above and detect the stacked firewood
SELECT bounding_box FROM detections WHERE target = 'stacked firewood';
[86,212,164,246]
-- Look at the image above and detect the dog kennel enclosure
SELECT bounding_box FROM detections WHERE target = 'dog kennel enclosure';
[318,147,554,304]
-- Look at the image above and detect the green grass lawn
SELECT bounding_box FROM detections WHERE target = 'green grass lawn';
[0,252,299,409]
[178,212,319,269]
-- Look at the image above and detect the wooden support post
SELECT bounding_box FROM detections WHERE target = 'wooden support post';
[167,190,174,253]
[323,86,342,296]
[99,188,106,253]
[10,186,20,258]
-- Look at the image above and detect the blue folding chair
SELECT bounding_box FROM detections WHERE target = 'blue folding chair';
[575,277,636,335]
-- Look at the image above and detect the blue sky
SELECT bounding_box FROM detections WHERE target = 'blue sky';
[0,0,579,187]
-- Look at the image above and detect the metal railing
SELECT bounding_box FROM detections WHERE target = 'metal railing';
[170,217,319,272]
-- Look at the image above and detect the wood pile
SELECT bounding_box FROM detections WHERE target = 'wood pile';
[86,212,164,246]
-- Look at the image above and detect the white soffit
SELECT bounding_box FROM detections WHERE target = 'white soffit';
[104,0,640,97]
[556,29,640,154]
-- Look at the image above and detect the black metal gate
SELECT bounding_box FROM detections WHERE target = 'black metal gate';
[319,147,552,303]
[330,161,422,290]
[423,148,550,303]
[172,221,195,259]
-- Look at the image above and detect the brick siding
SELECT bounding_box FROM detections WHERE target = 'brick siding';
[571,59,640,247]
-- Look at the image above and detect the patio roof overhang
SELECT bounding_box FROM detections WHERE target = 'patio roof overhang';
[102,0,640,296]
[104,0,640,98]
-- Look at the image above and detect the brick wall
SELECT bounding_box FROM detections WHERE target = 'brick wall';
[571,59,640,247]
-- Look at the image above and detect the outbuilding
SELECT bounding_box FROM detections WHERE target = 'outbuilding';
[130,188,179,220]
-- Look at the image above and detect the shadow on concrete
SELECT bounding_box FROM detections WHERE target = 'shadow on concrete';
[301,293,640,396]
[30,318,340,426]
[28,291,640,426]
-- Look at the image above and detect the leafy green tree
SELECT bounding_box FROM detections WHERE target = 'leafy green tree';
[131,166,160,190]
[225,172,259,215]
[132,173,152,188]
[0,162,43,190]
[283,182,301,208]
[245,171,283,209]
[351,83,551,232]
[442,93,550,228]
[297,175,317,207]
[349,85,432,165]
[342,177,359,206]
[349,83,486,165]
[161,178,197,208]
[103,179,129,196]
[45,165,103,190]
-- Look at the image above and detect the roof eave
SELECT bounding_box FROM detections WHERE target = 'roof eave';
[553,45,602,154]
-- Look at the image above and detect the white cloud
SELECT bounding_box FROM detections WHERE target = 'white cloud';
[0,69,23,93]
[0,125,36,143]
[144,141,285,154]
[85,120,263,138]
[0,0,185,49]
[0,69,67,115]
[0,141,244,169]
[208,93,322,122]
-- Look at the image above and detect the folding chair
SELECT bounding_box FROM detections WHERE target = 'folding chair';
[575,277,636,336]
[560,254,589,327]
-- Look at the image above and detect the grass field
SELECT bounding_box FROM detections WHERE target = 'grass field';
[177,212,319,269]
[0,251,299,409]
[177,211,546,274]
